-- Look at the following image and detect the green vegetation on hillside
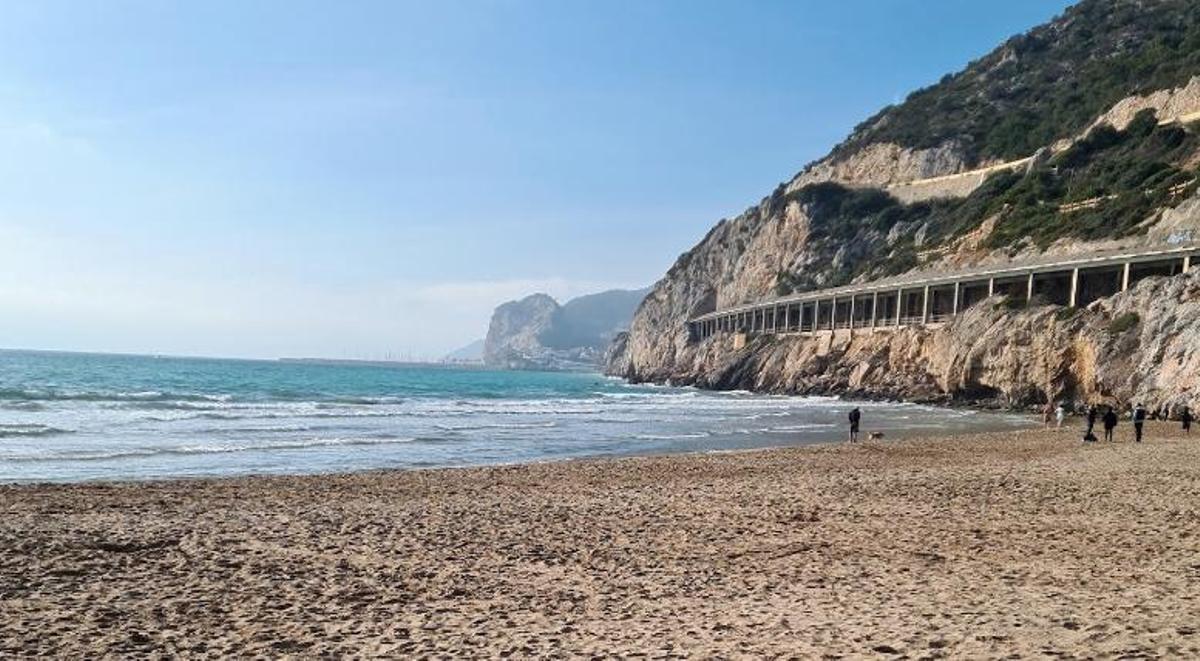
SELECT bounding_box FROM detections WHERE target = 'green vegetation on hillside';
[775,110,1200,294]
[832,0,1200,164]
[984,110,1199,247]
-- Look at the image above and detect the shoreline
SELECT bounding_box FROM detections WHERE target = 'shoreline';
[0,405,1037,487]
[3,422,1198,657]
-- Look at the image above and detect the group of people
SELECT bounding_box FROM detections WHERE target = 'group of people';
[848,403,1194,443]
[1045,402,1193,443]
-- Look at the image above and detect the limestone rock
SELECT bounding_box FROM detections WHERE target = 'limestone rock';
[483,294,560,369]
[789,141,970,192]
[613,273,1200,411]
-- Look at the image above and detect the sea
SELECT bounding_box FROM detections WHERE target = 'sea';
[0,349,1035,483]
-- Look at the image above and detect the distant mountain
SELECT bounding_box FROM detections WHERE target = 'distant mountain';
[442,339,484,363]
[539,289,651,350]
[484,288,649,371]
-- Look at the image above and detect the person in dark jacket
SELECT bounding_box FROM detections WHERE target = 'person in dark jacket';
[848,407,861,442]
[1103,406,1118,443]
[1086,405,1098,434]
[1182,406,1193,435]
[1132,403,1147,443]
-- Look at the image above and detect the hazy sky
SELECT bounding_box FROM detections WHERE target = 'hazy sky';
[0,0,1075,359]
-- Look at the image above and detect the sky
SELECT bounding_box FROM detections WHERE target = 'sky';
[0,0,1077,360]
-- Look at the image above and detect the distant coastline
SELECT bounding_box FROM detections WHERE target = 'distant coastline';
[277,357,490,371]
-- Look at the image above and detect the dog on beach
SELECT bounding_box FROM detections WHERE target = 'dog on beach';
[868,431,885,441]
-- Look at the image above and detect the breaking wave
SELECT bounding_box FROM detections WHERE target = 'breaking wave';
[0,424,73,439]
[8,435,421,463]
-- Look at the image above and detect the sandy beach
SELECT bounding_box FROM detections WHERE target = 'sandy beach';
[2,421,1199,658]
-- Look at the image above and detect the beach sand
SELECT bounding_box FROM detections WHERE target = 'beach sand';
[2,422,1199,658]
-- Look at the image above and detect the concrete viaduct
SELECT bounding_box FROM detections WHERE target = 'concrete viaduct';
[688,244,1199,341]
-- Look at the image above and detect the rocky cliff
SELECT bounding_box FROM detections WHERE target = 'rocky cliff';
[484,289,647,371]
[660,272,1200,414]
[608,0,1200,412]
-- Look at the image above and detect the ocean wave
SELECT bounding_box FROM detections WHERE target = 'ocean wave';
[433,421,559,431]
[113,400,228,412]
[193,424,320,434]
[633,432,711,440]
[617,380,695,390]
[28,389,816,420]
[134,398,808,426]
[0,424,74,439]
[0,401,47,411]
[726,422,844,435]
[742,411,792,419]
[0,387,409,408]
[0,388,233,404]
[767,423,837,432]
[4,435,421,463]
[594,391,700,400]
[144,409,436,423]
[322,396,405,406]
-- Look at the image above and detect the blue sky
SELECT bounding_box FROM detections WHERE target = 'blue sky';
[0,0,1075,359]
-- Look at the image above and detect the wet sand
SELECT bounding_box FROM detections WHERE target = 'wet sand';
[2,421,1199,658]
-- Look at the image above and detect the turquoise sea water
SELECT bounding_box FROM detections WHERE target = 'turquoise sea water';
[0,349,1034,482]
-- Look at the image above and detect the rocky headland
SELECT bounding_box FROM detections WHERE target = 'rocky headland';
[484,288,648,371]
[608,0,1200,413]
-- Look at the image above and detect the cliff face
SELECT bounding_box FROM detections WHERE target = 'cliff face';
[484,289,647,371]
[637,272,1200,414]
[484,294,560,370]
[609,0,1200,410]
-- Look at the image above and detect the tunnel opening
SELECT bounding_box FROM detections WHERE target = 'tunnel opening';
[1032,271,1073,306]
[850,294,874,327]
[959,281,990,311]
[833,299,852,329]
[928,286,956,322]
[816,300,833,330]
[992,277,1028,305]
[875,292,899,326]
[1076,267,1122,306]
[1129,258,1186,287]
[898,289,924,324]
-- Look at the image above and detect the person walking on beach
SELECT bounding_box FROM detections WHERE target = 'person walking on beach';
[1103,406,1118,443]
[848,407,861,442]
[1182,406,1193,435]
[1043,402,1054,428]
[1055,402,1066,429]
[1133,403,1147,443]
[1083,404,1099,442]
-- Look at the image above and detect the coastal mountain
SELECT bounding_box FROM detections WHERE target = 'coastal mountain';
[608,0,1200,411]
[442,339,485,364]
[484,288,648,370]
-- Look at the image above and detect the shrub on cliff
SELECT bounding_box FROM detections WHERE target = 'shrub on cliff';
[1055,307,1081,322]
[996,296,1026,311]
[1108,312,1141,334]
